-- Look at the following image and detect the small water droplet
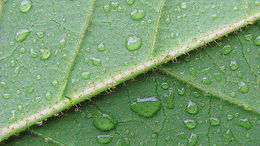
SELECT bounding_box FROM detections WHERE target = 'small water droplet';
[165,17,171,24]
[17,105,23,111]
[103,5,110,13]
[238,82,249,93]
[20,0,32,13]
[220,45,232,55]
[18,47,26,54]
[15,29,31,42]
[81,71,91,80]
[30,48,38,58]
[130,97,162,118]
[8,110,17,123]
[37,32,44,39]
[183,119,196,129]
[45,92,52,100]
[181,2,187,9]
[97,135,112,144]
[111,1,119,8]
[202,77,212,85]
[161,82,169,90]
[170,32,178,39]
[177,88,185,96]
[130,10,146,21]
[227,114,234,120]
[186,100,198,115]
[187,133,198,146]
[230,60,238,71]
[244,34,253,40]
[223,129,234,145]
[59,39,66,49]
[3,93,11,99]
[254,35,260,45]
[0,81,8,89]
[26,87,34,94]
[230,92,236,97]
[126,0,135,6]
[193,91,201,98]
[52,80,59,88]
[93,112,116,131]
[238,118,252,130]
[91,57,102,66]
[209,118,220,126]
[126,36,142,51]
[40,49,51,60]
[97,42,106,52]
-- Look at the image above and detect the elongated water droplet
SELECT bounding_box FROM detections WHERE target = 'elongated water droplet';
[238,119,252,130]
[186,100,198,115]
[91,57,102,66]
[184,119,196,129]
[166,93,174,109]
[40,49,51,60]
[20,0,32,13]
[220,45,232,55]
[15,29,31,42]
[131,97,162,118]
[97,135,112,144]
[238,82,249,93]
[130,10,146,21]
[209,118,220,126]
[126,0,135,5]
[230,60,238,71]
[126,36,142,51]
[0,81,8,89]
[254,35,260,45]
[93,112,116,131]
[223,129,234,145]
[187,133,198,146]
[97,42,106,52]
[8,110,17,123]
[81,71,90,80]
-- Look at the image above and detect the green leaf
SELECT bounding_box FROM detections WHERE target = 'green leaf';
[5,72,259,145]
[161,24,260,113]
[0,0,259,141]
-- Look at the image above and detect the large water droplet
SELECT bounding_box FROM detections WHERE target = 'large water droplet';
[97,42,106,52]
[223,129,234,145]
[93,112,116,131]
[130,97,162,118]
[126,0,135,6]
[254,35,260,45]
[20,0,32,13]
[186,100,198,115]
[187,133,198,146]
[8,110,17,123]
[130,10,146,21]
[96,135,112,144]
[183,119,197,129]
[15,29,31,42]
[126,36,142,51]
[238,118,252,130]
[238,82,249,93]
[230,60,238,71]
[81,71,90,80]
[220,45,232,55]
[209,117,220,126]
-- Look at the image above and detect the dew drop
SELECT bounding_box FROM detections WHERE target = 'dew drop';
[187,133,198,146]
[126,0,135,6]
[96,135,112,144]
[17,105,23,111]
[177,88,186,96]
[126,36,142,51]
[183,119,197,129]
[130,97,162,118]
[254,35,260,45]
[40,49,51,60]
[193,91,201,98]
[238,82,249,93]
[19,47,26,54]
[244,34,253,40]
[0,81,9,89]
[230,92,236,97]
[209,118,220,126]
[15,29,31,42]
[186,100,198,115]
[202,77,212,85]
[111,1,119,8]
[220,45,232,55]
[130,10,146,21]
[30,48,38,58]
[37,32,44,39]
[238,118,252,130]
[93,112,116,131]
[52,80,59,88]
[165,17,171,24]
[26,87,34,94]
[20,0,32,13]
[227,114,234,121]
[45,92,52,100]
[170,32,179,39]
[230,60,238,71]
[91,57,102,66]
[223,129,234,145]
[3,93,11,99]
[81,71,91,80]
[8,110,17,123]
[181,2,187,9]
[103,5,110,13]
[97,42,106,52]
[161,82,169,90]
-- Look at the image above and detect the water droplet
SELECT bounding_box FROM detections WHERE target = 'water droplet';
[126,36,142,51]
[193,91,201,98]
[187,133,198,146]
[26,87,34,94]
[220,45,232,55]
[223,129,234,145]
[165,17,171,24]
[166,93,174,109]
[238,82,249,93]
[97,42,106,52]
[17,105,23,111]
[30,48,38,58]
[126,0,135,6]
[8,110,17,123]
[91,57,102,66]
[181,2,187,9]
[209,118,220,126]
[183,119,196,129]
[59,39,66,49]
[227,114,234,120]
[186,100,198,115]
[40,49,51,60]
[0,81,9,89]
[130,97,162,118]
[202,77,212,85]
[238,119,252,130]
[130,10,146,21]
[170,32,179,39]
[117,6,123,12]
[103,5,110,13]
[97,135,112,144]
[9,41,15,46]
[81,71,90,80]
[230,92,236,97]
[161,82,169,90]
[3,93,11,99]
[244,34,253,40]
[93,112,116,131]
[15,29,31,42]
[52,80,59,88]
[111,1,119,8]
[37,32,44,39]
[254,35,260,45]
[230,60,238,71]
[20,0,32,13]
[177,88,186,96]
[45,92,52,100]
